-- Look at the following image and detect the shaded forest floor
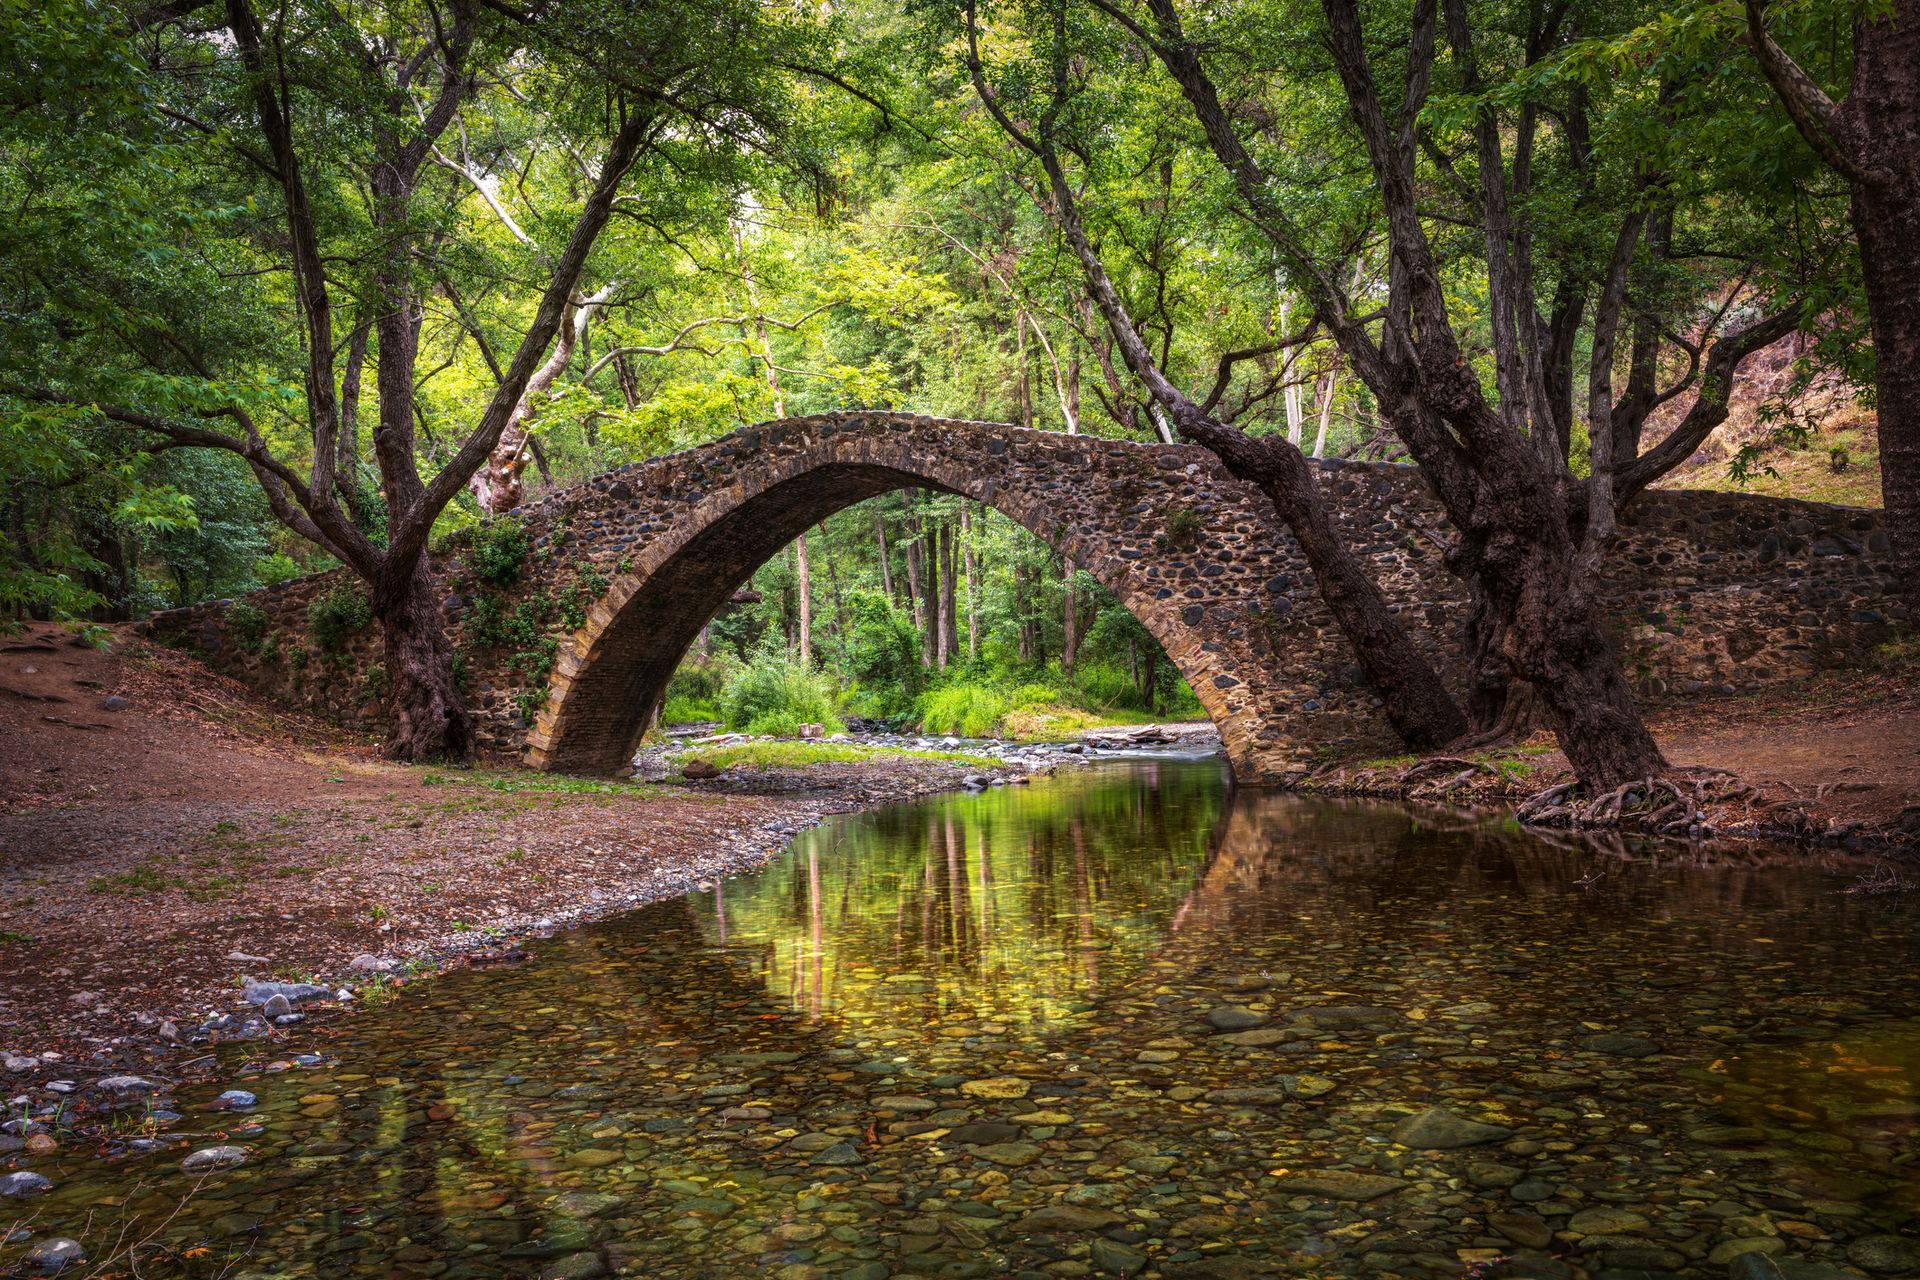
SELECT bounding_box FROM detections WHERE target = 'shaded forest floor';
[3,622,1915,1067]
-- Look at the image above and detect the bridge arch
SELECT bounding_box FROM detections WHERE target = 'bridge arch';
[143,413,1901,781]
[521,413,1389,781]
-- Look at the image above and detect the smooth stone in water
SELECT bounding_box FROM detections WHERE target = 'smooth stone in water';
[960,1076,1030,1099]
[182,1145,249,1173]
[1710,1239,1786,1266]
[1489,1212,1555,1249]
[217,1090,257,1108]
[1570,1208,1651,1236]
[1847,1236,1920,1275]
[1090,1238,1148,1274]
[1,1171,53,1198]
[1011,1205,1125,1233]
[1203,1006,1267,1031]
[540,1254,607,1280]
[1585,1033,1660,1058]
[972,1140,1043,1167]
[1277,1171,1408,1201]
[1390,1107,1513,1149]
[1728,1255,1859,1280]
[809,1142,865,1166]
[24,1238,85,1273]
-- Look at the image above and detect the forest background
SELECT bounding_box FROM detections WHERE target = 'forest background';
[0,0,1899,744]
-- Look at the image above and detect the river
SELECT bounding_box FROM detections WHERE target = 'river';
[5,759,1918,1279]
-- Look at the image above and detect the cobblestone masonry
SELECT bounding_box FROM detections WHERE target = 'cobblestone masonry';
[144,413,1905,782]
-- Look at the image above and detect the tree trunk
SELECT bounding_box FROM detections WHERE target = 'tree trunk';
[1062,560,1080,676]
[795,530,812,662]
[1746,0,1920,607]
[961,508,981,657]
[1015,563,1033,663]
[933,521,953,669]
[336,318,370,517]
[943,523,959,664]
[905,521,932,669]
[1310,366,1336,459]
[375,559,476,762]
[1192,422,1468,749]
[876,513,895,600]
[1850,138,1920,608]
[1513,592,1666,787]
[1459,579,1544,745]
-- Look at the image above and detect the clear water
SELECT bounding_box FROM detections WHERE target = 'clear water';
[7,760,1918,1279]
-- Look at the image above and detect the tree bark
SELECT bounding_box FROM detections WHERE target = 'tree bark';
[1062,560,1080,676]
[1848,9,1920,609]
[795,530,812,662]
[1745,0,1920,606]
[876,513,896,600]
[904,521,932,669]
[961,507,981,658]
[374,559,476,762]
[933,520,954,669]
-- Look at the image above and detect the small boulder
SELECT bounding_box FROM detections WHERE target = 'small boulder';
[681,759,721,780]
[92,1075,158,1095]
[102,695,131,711]
[1,1170,53,1198]
[1203,1005,1268,1032]
[1011,1204,1125,1233]
[182,1145,248,1173]
[216,1089,257,1109]
[24,1237,85,1274]
[240,980,328,1007]
[1847,1236,1920,1275]
[1390,1107,1513,1149]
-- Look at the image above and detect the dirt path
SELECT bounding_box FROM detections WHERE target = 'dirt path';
[1303,666,1920,847]
[1652,672,1920,832]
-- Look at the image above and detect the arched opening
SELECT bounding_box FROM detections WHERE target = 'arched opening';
[524,451,1249,776]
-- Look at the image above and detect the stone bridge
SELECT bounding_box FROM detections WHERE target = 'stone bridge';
[146,413,1902,782]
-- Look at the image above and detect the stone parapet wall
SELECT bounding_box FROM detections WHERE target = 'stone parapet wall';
[143,413,1903,781]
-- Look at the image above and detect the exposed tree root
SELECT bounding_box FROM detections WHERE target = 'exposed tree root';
[1516,767,1760,837]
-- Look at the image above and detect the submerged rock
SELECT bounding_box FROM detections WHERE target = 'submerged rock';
[1,1170,53,1198]
[1389,1107,1513,1149]
[24,1238,84,1274]
[182,1145,248,1173]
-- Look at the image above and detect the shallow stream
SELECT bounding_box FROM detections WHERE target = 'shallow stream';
[6,760,1919,1279]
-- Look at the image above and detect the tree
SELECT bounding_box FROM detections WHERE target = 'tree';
[1743,0,1920,607]
[958,0,1470,751]
[1068,0,1817,786]
[5,0,796,759]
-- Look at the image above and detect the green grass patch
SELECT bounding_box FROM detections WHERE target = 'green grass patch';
[660,694,720,724]
[676,741,999,771]
[419,769,663,798]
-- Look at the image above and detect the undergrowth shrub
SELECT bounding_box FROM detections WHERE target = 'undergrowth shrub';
[224,601,268,649]
[662,653,735,724]
[307,586,372,654]
[721,649,843,736]
[914,684,1007,737]
[469,517,528,587]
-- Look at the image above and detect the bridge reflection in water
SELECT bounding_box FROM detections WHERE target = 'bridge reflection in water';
[11,762,1918,1278]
